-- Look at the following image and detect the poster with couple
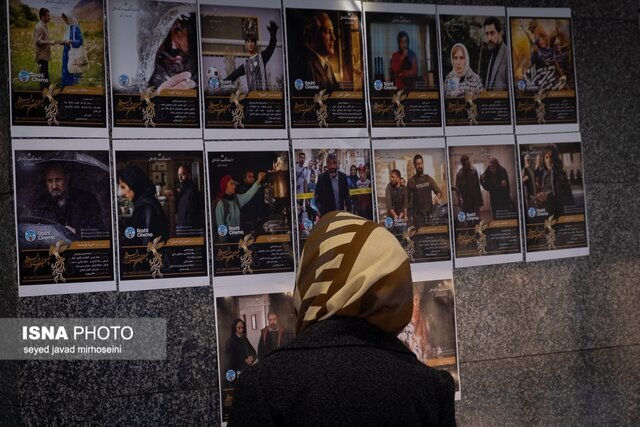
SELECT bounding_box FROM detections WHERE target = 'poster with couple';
[7,0,108,137]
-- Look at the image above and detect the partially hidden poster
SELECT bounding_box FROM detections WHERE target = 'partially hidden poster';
[199,0,286,139]
[206,141,294,283]
[7,0,108,137]
[108,0,202,138]
[215,283,296,425]
[292,139,372,258]
[364,2,442,137]
[114,140,209,291]
[13,139,115,296]
[447,134,523,267]
[508,8,579,134]
[372,138,452,270]
[284,0,367,138]
[518,132,588,261]
[437,5,513,136]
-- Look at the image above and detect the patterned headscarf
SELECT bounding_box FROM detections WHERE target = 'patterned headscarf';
[294,211,413,335]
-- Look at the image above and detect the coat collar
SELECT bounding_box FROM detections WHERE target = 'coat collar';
[275,317,414,357]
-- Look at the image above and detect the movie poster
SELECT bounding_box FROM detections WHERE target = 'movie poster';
[292,139,372,256]
[199,0,286,139]
[508,8,578,134]
[518,133,588,261]
[372,139,452,269]
[206,141,294,280]
[114,140,208,291]
[7,0,107,137]
[364,2,442,137]
[108,0,201,138]
[437,5,513,136]
[215,284,296,424]
[447,135,523,267]
[284,0,367,138]
[12,140,115,296]
[397,274,461,400]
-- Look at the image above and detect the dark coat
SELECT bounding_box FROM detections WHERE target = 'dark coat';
[228,317,456,426]
[314,171,352,217]
[132,187,169,245]
[175,180,203,229]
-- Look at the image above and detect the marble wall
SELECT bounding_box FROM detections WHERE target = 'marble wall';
[0,0,638,424]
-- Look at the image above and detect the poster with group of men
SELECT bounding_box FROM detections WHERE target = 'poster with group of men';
[7,1,588,422]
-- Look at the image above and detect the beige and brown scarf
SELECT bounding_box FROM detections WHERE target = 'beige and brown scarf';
[294,211,413,335]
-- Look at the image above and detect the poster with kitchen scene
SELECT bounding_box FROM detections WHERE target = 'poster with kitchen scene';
[292,139,372,258]
[518,132,588,261]
[199,0,286,139]
[206,141,294,284]
[397,269,461,400]
[7,0,107,137]
[447,134,523,267]
[114,140,209,291]
[284,0,367,138]
[508,8,578,134]
[215,283,296,425]
[437,5,513,136]
[108,0,201,138]
[372,138,452,272]
[364,2,442,137]
[12,139,115,296]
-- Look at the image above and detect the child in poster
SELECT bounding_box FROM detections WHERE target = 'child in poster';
[109,0,201,133]
[13,145,114,294]
[365,4,442,132]
[115,149,208,284]
[374,146,451,263]
[285,2,366,135]
[200,1,285,136]
[208,150,294,276]
[8,0,107,133]
[439,7,512,131]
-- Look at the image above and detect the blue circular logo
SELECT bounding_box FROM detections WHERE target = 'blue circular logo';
[384,217,394,228]
[218,225,228,237]
[209,78,220,89]
[374,80,383,91]
[119,74,130,87]
[225,370,237,382]
[294,79,304,90]
[518,80,526,91]
[302,219,313,231]
[448,80,457,90]
[124,227,136,239]
[457,211,466,222]
[25,229,36,242]
[18,70,30,83]
[528,207,537,218]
